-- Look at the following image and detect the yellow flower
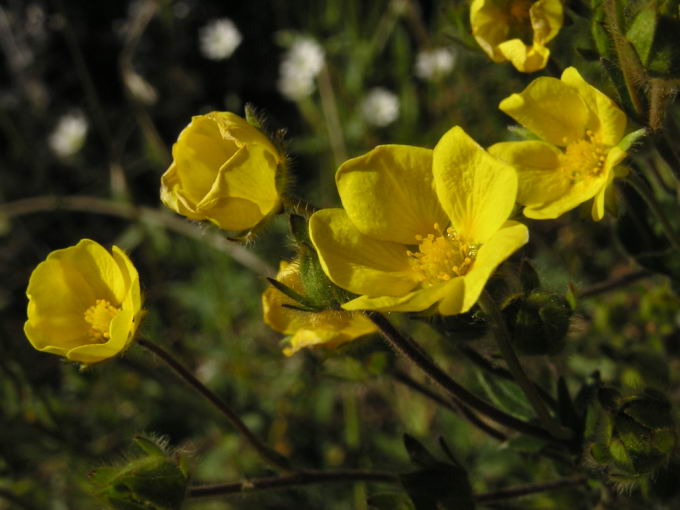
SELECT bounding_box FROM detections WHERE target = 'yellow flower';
[24,239,143,365]
[490,67,628,220]
[262,260,377,356]
[470,0,563,72]
[308,127,529,315]
[161,111,283,232]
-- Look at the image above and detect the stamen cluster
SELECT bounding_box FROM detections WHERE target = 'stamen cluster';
[407,223,478,286]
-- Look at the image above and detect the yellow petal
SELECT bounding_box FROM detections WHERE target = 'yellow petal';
[489,140,566,206]
[283,312,376,356]
[262,261,308,335]
[523,171,609,219]
[309,209,419,297]
[469,0,508,63]
[530,0,564,44]
[560,67,627,145]
[171,118,237,206]
[200,145,280,215]
[342,281,453,313]
[337,145,446,244]
[210,111,280,155]
[453,221,529,314]
[499,77,589,147]
[66,308,134,364]
[498,39,550,73]
[112,246,141,312]
[433,127,517,243]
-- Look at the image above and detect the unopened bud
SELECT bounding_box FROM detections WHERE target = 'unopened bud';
[90,436,189,510]
[504,291,572,355]
[587,389,676,477]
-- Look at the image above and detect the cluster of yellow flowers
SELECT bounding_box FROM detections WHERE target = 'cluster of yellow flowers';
[23,64,634,364]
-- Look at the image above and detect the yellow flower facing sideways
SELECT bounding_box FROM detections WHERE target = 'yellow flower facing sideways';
[262,260,377,356]
[161,112,283,232]
[24,239,143,365]
[470,0,563,73]
[490,67,629,221]
[309,127,529,315]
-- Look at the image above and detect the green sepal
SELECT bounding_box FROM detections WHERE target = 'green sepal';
[617,128,647,153]
[89,436,189,510]
[266,277,322,311]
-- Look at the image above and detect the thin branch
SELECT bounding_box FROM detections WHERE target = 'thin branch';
[393,370,508,442]
[476,476,588,503]
[187,469,398,497]
[138,338,290,472]
[578,269,652,299]
[0,195,275,276]
[366,312,562,445]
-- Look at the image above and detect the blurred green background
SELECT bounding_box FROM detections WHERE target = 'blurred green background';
[2,0,679,508]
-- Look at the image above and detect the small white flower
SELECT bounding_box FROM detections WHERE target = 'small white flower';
[278,37,325,101]
[278,70,316,101]
[415,47,457,81]
[49,112,88,159]
[284,38,325,78]
[199,18,242,61]
[361,88,399,127]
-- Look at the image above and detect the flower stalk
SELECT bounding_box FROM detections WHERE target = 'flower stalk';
[138,338,291,472]
[366,312,562,444]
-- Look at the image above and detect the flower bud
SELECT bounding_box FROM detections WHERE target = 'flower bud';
[587,388,676,477]
[504,290,572,355]
[160,111,284,234]
[90,437,189,510]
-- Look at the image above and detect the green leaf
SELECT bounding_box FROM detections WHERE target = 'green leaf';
[477,372,533,420]
[403,434,439,468]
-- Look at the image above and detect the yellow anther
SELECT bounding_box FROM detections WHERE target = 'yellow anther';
[407,223,478,286]
[84,299,120,342]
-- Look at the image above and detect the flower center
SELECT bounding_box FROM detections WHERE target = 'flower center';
[560,130,608,182]
[506,0,534,44]
[407,224,478,286]
[84,299,120,342]
[509,0,532,21]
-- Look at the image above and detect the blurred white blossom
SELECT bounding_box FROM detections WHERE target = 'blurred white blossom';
[124,71,158,105]
[415,47,457,81]
[199,18,242,60]
[49,112,88,159]
[278,37,325,101]
[361,88,399,127]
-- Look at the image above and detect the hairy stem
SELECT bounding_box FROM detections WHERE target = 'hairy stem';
[366,312,562,444]
[478,292,571,441]
[138,338,290,472]
[476,476,587,503]
[188,469,398,497]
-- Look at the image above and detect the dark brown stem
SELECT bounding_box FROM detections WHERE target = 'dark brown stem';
[187,469,398,497]
[366,312,561,445]
[476,476,588,503]
[578,269,652,299]
[393,370,508,442]
[138,338,290,472]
